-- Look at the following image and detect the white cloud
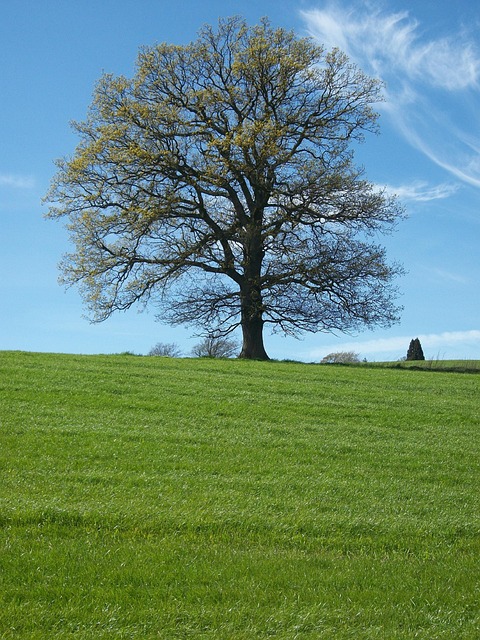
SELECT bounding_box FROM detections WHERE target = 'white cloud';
[390,115,480,189]
[418,38,479,91]
[0,174,35,189]
[301,4,480,188]
[310,335,409,358]
[308,330,480,360]
[302,5,479,91]
[383,180,459,202]
[427,268,468,285]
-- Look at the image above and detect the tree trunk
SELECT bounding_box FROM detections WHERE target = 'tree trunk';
[238,286,269,360]
[238,220,269,360]
[239,314,269,359]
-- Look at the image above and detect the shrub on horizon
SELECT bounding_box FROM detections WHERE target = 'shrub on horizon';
[148,342,183,357]
[321,351,361,364]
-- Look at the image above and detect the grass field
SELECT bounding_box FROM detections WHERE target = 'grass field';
[367,359,480,373]
[1,351,479,639]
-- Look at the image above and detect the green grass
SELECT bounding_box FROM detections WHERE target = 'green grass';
[1,351,479,638]
[365,359,480,373]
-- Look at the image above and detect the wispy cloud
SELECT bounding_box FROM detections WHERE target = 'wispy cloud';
[302,4,480,188]
[309,330,480,360]
[426,267,469,285]
[302,4,480,90]
[383,180,459,202]
[0,174,35,189]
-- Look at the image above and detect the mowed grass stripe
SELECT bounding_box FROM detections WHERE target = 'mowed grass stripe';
[0,351,479,638]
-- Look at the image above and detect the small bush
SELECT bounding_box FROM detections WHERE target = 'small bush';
[191,335,239,358]
[321,351,361,364]
[148,342,182,357]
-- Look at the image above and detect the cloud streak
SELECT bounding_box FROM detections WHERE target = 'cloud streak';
[303,6,479,90]
[309,330,480,360]
[302,4,480,188]
[426,268,468,285]
[382,180,459,202]
[0,174,35,189]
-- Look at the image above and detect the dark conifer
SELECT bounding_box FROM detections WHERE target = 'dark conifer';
[406,338,425,361]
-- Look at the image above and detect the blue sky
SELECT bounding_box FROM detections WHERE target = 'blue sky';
[1,0,479,361]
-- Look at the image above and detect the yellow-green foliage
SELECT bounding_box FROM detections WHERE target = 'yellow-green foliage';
[44,17,402,353]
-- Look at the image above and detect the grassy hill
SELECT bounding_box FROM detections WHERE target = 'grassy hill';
[1,351,479,638]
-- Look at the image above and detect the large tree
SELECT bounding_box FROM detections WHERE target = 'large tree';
[45,17,404,359]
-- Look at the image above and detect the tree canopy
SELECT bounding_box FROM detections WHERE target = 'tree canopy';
[45,16,404,359]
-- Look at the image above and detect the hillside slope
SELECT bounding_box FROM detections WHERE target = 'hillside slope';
[1,351,479,638]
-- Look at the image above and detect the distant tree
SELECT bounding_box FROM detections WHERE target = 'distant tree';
[45,16,404,360]
[191,335,239,358]
[321,351,361,364]
[148,342,182,357]
[406,338,425,361]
